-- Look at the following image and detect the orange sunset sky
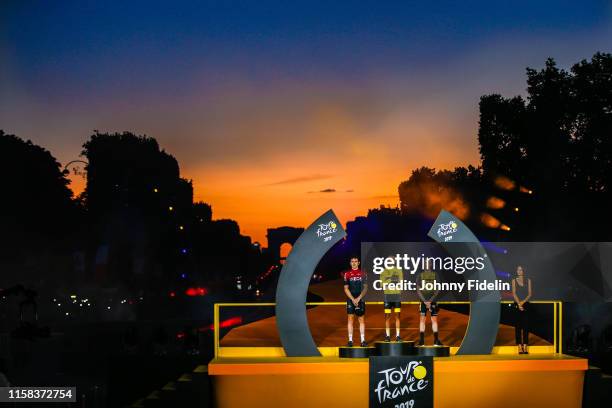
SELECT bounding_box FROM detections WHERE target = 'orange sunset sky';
[63,85,481,244]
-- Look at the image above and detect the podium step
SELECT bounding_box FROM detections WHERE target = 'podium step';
[374,341,416,356]
[339,346,376,358]
[416,345,450,357]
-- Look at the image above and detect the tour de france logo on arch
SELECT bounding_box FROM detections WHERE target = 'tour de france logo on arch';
[370,356,434,408]
[316,220,338,242]
[436,220,458,241]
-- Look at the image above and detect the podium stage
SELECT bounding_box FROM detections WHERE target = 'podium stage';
[208,354,587,408]
[209,295,580,407]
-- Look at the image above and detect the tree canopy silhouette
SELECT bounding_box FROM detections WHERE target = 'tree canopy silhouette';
[396,52,611,240]
[478,52,612,239]
[82,131,193,216]
[0,130,75,256]
[479,52,612,195]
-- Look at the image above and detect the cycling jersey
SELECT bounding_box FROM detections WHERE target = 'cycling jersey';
[343,269,367,298]
[380,267,403,295]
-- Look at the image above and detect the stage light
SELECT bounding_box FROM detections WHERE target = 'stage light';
[514,207,519,212]
[168,206,174,211]
[153,187,158,193]
[205,316,243,330]
[185,287,207,296]
[219,316,242,328]
[494,176,516,190]
[500,224,511,231]
[480,213,501,228]
[179,225,184,230]
[486,196,505,209]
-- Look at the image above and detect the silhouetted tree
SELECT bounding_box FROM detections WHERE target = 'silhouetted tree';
[193,202,212,223]
[478,95,528,183]
[478,52,612,239]
[0,130,76,259]
[81,131,193,286]
[569,53,612,194]
[79,131,263,296]
[82,131,192,215]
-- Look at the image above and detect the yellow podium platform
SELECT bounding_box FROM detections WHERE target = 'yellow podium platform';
[208,354,587,408]
[209,300,584,407]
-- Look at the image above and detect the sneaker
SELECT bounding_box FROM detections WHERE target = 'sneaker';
[384,335,391,342]
[395,335,401,342]
[360,341,368,347]
[434,339,443,346]
[347,340,353,347]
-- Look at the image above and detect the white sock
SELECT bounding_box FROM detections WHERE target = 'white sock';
[348,334,353,342]
[396,327,400,336]
[385,327,390,336]
[360,333,365,342]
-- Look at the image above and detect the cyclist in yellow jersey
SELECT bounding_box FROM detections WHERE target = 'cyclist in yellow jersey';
[380,260,403,342]
[416,269,443,346]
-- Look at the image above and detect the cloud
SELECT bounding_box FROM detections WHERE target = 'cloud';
[307,188,337,193]
[265,174,332,186]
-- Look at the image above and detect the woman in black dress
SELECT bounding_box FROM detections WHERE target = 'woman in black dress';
[512,265,532,354]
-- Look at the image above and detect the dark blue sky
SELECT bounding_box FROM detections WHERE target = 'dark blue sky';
[3,1,610,95]
[1,1,611,241]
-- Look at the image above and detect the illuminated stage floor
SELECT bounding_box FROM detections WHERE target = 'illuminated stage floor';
[220,301,550,349]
